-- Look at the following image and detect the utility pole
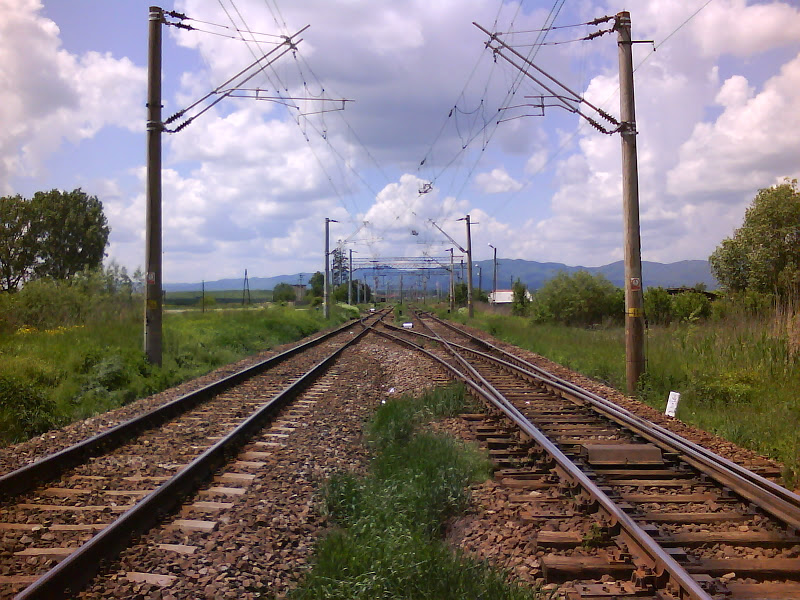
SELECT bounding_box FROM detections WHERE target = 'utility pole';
[144,5,164,366]
[477,265,482,296]
[447,248,455,312]
[465,214,474,317]
[617,11,645,393]
[399,274,403,305]
[242,269,250,306]
[489,243,497,303]
[324,217,337,318]
[348,249,354,305]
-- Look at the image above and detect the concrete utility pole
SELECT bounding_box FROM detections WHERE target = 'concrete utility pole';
[399,274,403,305]
[465,215,474,317]
[447,248,455,312]
[488,243,497,302]
[616,11,645,393]
[144,5,164,366]
[348,249,354,305]
[324,217,337,318]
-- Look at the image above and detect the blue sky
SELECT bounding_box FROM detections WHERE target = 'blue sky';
[3,0,799,283]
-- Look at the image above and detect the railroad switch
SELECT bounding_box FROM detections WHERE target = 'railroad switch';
[629,566,657,594]
[691,574,732,598]
[567,580,648,599]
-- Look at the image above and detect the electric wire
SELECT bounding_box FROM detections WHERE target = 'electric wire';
[485,0,719,221]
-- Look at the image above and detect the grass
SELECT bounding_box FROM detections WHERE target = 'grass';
[438,306,800,487]
[0,304,351,445]
[164,288,273,308]
[293,384,542,600]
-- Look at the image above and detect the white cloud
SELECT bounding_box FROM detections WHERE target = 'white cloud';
[0,0,146,192]
[667,52,800,197]
[513,0,800,267]
[7,0,800,283]
[474,168,523,194]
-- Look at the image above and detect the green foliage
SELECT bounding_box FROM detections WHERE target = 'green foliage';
[670,291,711,322]
[367,384,470,450]
[690,370,758,405]
[474,287,489,302]
[308,271,324,297]
[710,179,800,298]
[0,189,110,291]
[31,189,110,281]
[710,290,772,321]
[449,300,799,485]
[0,280,345,445]
[0,264,136,331]
[453,281,468,306]
[296,385,539,600]
[272,282,296,303]
[335,302,359,319]
[531,270,622,325]
[0,371,61,443]
[0,194,38,292]
[511,278,530,316]
[644,286,673,325]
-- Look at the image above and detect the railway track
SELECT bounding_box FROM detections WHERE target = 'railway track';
[0,310,388,600]
[378,309,800,600]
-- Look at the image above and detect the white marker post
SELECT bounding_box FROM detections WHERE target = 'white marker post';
[665,391,681,418]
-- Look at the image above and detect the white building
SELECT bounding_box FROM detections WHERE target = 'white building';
[489,289,533,304]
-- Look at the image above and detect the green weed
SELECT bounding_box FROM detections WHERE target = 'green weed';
[0,293,350,445]
[442,307,800,486]
[295,385,540,599]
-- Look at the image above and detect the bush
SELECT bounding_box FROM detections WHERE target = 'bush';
[671,291,711,322]
[0,371,60,443]
[511,279,530,316]
[531,271,623,326]
[644,286,672,325]
[272,282,296,303]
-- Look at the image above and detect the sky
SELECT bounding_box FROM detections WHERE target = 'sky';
[2,0,799,284]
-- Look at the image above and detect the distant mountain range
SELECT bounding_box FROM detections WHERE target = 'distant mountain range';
[164,259,717,292]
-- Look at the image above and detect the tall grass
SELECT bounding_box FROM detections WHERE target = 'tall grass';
[294,385,541,600]
[442,307,800,486]
[0,277,350,444]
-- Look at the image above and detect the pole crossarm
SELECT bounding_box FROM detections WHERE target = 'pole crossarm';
[428,219,466,253]
[474,21,621,133]
[162,25,311,133]
[352,256,462,271]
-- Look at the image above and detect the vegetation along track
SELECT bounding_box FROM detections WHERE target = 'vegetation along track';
[0,310,388,599]
[378,309,800,600]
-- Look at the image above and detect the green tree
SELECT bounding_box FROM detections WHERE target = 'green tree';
[272,282,296,303]
[309,271,324,297]
[333,282,348,302]
[453,282,468,306]
[710,179,800,298]
[531,271,622,325]
[0,195,37,291]
[511,278,530,316]
[31,189,110,281]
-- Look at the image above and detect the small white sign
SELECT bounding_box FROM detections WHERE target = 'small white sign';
[665,391,681,417]
[402,322,413,329]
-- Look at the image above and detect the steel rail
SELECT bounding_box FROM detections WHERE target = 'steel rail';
[0,312,380,499]
[15,311,385,600]
[408,313,800,530]
[378,318,711,600]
